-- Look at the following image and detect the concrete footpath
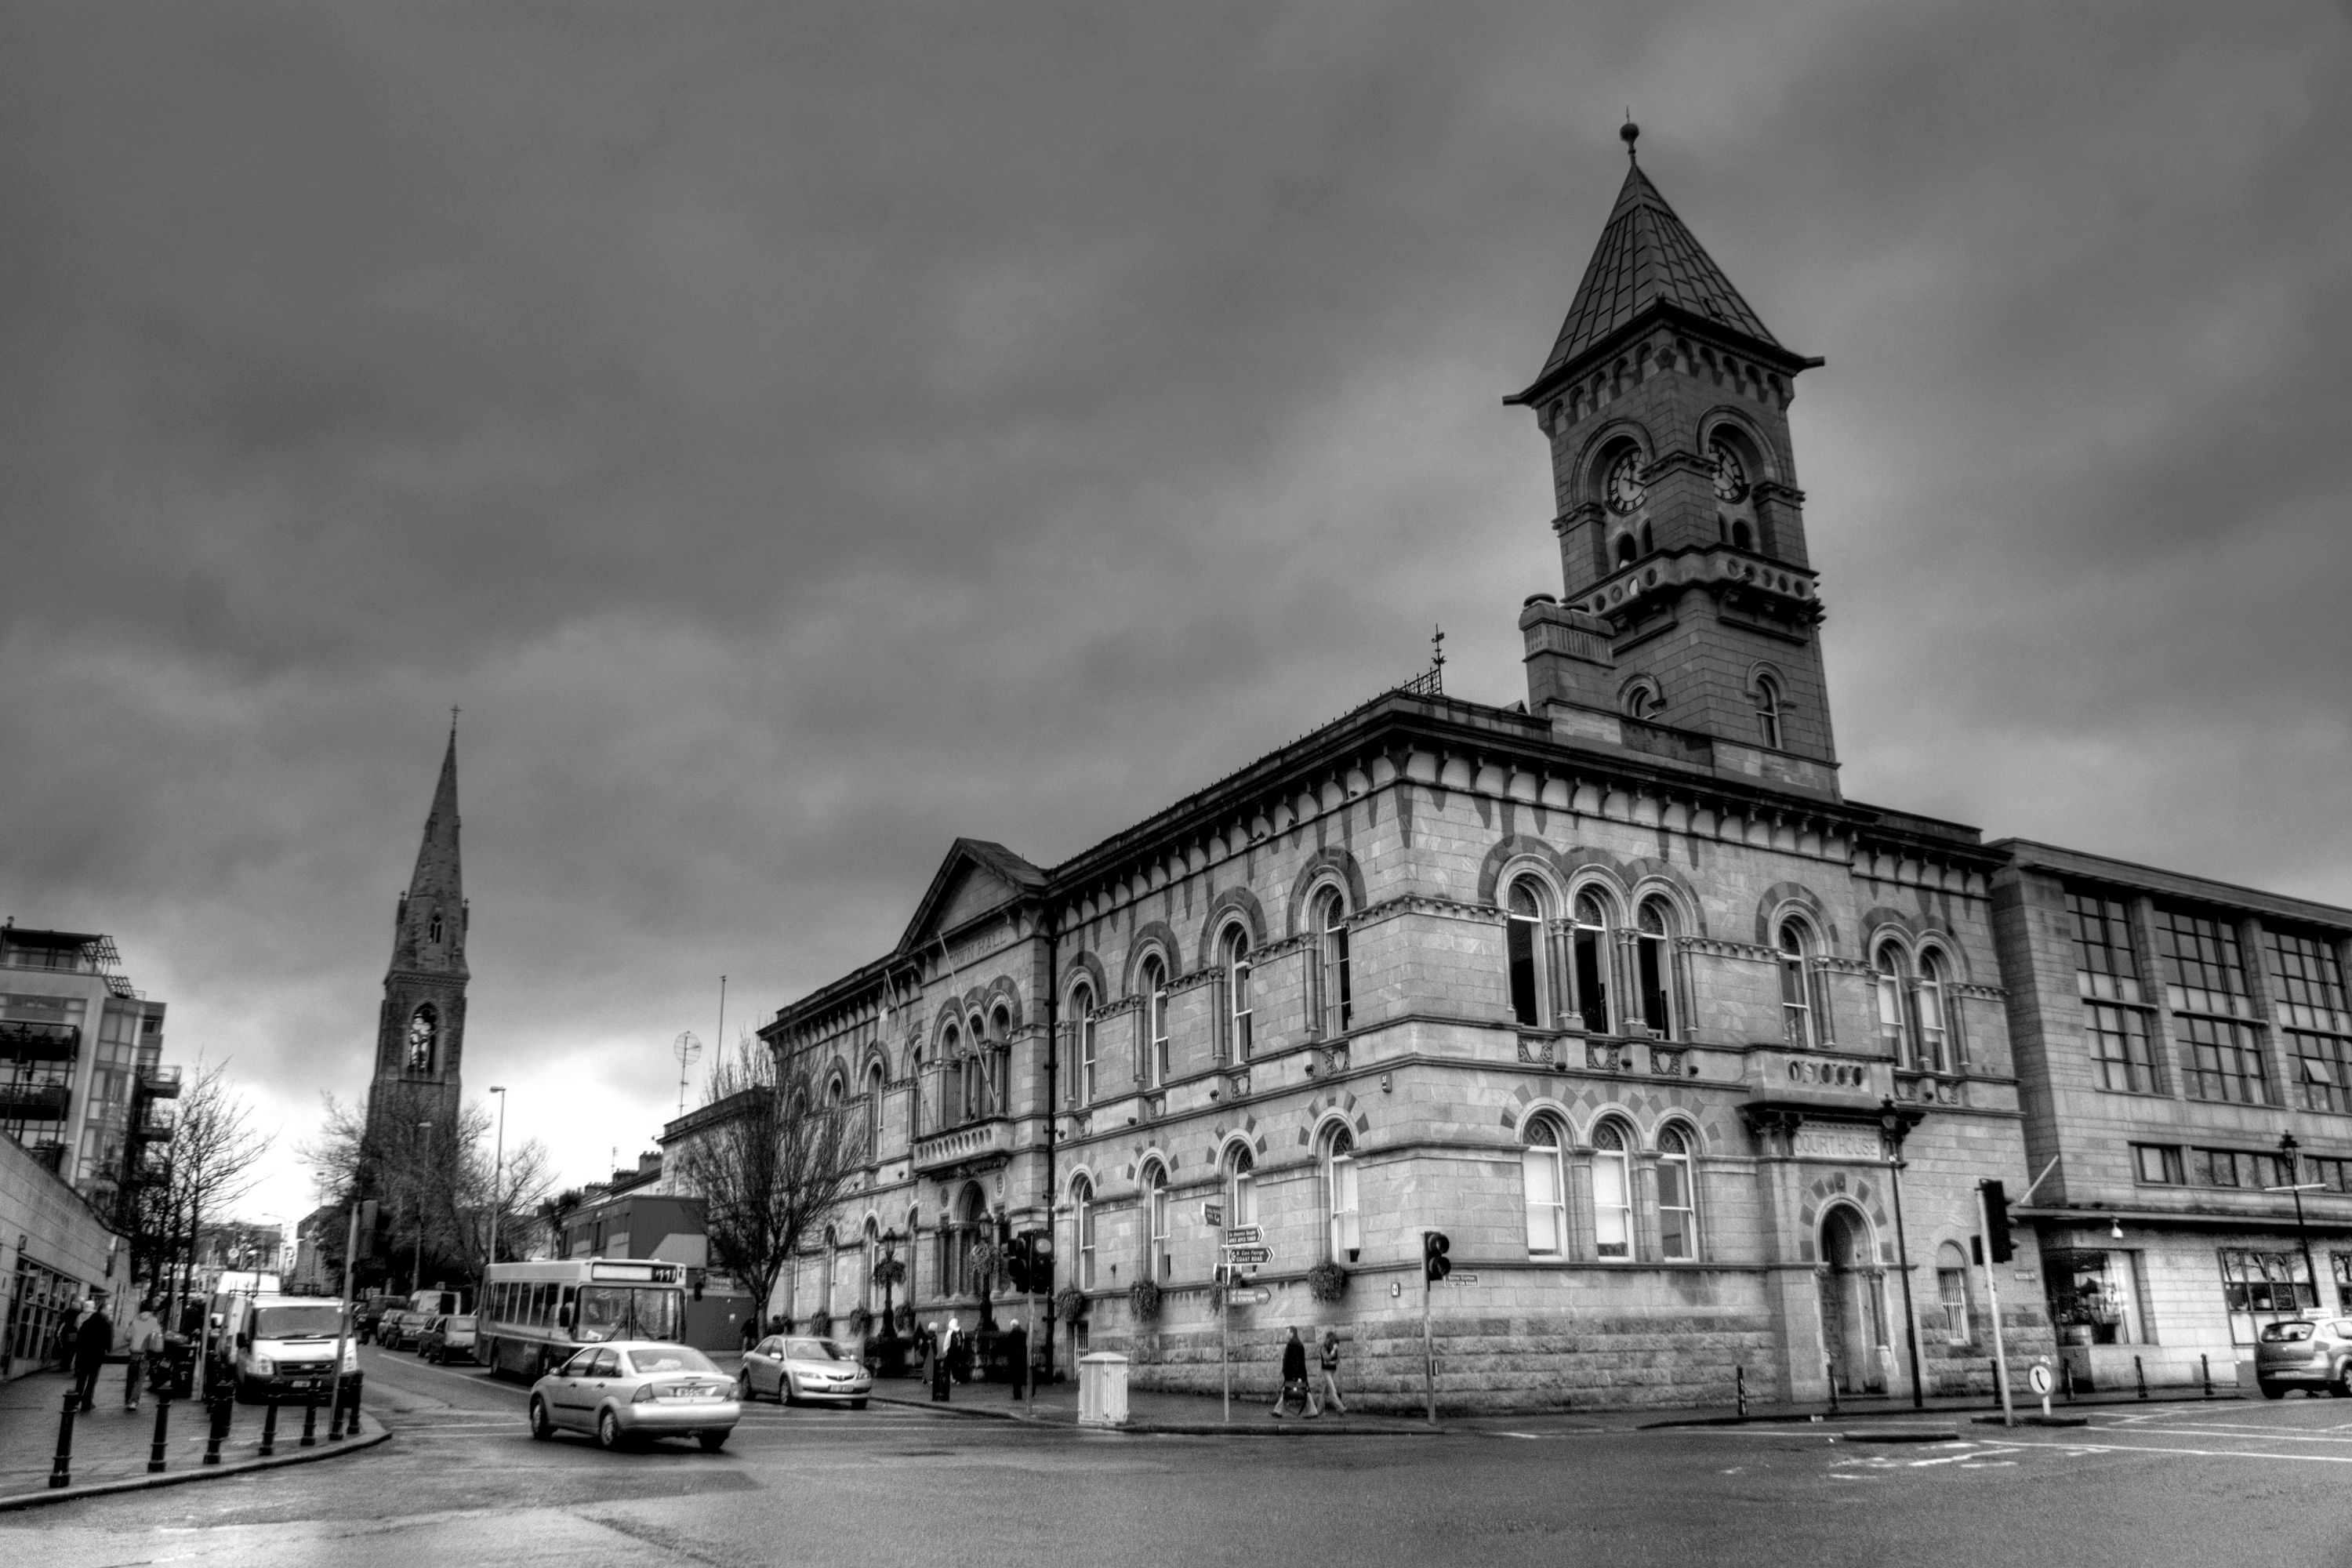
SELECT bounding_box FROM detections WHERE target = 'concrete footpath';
[710,1351,2252,1436]
[0,1368,387,1512]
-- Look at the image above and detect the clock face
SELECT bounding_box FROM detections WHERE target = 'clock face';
[1710,438,1749,503]
[1606,452,1646,514]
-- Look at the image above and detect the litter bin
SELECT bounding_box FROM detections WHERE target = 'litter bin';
[1078,1352,1129,1427]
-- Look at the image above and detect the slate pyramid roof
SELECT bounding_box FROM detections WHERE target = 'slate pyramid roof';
[1512,160,1788,401]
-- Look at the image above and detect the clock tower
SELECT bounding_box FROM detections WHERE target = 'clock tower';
[1508,125,1839,797]
[368,724,469,1145]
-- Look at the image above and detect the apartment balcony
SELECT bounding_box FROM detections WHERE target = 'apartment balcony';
[0,1020,80,1062]
[0,1082,71,1121]
[909,1116,1014,1175]
[129,1104,177,1143]
[137,1062,183,1098]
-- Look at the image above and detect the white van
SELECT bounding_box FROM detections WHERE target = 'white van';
[226,1294,361,1404]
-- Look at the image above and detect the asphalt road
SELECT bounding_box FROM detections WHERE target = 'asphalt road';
[16,1345,2352,1568]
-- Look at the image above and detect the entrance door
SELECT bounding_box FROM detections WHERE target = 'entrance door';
[1820,1207,1886,1395]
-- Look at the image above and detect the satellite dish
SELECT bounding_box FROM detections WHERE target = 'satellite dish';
[674,1030,703,1068]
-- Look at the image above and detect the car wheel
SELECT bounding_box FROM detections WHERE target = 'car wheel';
[735,1370,754,1403]
[2333,1366,2351,1398]
[699,1430,728,1452]
[597,1409,626,1450]
[529,1396,554,1441]
[2260,1380,2287,1399]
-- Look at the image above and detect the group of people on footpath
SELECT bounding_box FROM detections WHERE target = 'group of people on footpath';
[52,1293,169,1414]
[1269,1326,1346,1419]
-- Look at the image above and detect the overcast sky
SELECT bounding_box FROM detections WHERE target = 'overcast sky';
[4,2,2349,1229]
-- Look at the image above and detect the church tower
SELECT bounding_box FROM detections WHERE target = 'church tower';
[1508,125,1838,796]
[370,724,469,1135]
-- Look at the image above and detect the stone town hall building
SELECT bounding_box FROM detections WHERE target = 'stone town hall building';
[735,141,2352,1410]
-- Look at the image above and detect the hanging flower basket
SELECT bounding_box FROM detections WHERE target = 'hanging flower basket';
[1306,1261,1350,1303]
[1127,1279,1163,1322]
[847,1306,874,1339]
[1054,1286,1088,1325]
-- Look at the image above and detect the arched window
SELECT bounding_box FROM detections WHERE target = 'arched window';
[407,1004,437,1073]
[1221,925,1253,1062]
[1313,887,1352,1036]
[1322,1126,1360,1260]
[1571,892,1613,1034]
[1592,1121,1633,1261]
[1731,519,1754,551]
[1615,533,1637,567]
[1875,943,1916,1065]
[1522,1119,1565,1258]
[940,1024,964,1128]
[1072,1178,1096,1290]
[1223,1145,1256,1232]
[1657,1126,1697,1260]
[1623,682,1659,721]
[950,1185,985,1298]
[1936,1241,1973,1344]
[987,1006,1011,1114]
[1140,954,1170,1089]
[1754,675,1783,750]
[1143,1163,1171,1283]
[428,914,444,946]
[1069,982,1098,1105]
[1918,949,1952,1072]
[826,1073,846,1108]
[864,1062,884,1157]
[908,1045,924,1137]
[1640,522,1655,557]
[1635,898,1676,1037]
[1506,877,1552,1027]
[961,1018,988,1122]
[1778,920,1817,1048]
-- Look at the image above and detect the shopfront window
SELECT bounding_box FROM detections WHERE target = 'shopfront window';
[2219,1248,2314,1346]
[2046,1250,2143,1347]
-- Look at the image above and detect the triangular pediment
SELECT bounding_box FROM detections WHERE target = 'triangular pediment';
[897,838,1045,955]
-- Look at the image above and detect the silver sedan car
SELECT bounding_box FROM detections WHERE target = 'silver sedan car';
[738,1334,873,1408]
[528,1341,740,1451]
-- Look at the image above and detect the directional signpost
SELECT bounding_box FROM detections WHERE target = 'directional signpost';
[1224,1245,1272,1266]
[1218,1231,1276,1424]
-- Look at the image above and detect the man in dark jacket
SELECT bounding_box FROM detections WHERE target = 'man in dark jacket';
[73,1296,115,1412]
[1269,1326,1311,1419]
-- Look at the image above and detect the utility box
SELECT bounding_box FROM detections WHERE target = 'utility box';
[1078,1351,1130,1427]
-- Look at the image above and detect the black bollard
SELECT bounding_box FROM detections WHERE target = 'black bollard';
[260,1399,280,1457]
[1825,1359,1840,1419]
[49,1386,78,1490]
[2062,1360,2075,1402]
[148,1392,172,1474]
[1736,1364,1748,1420]
[345,1378,362,1437]
[2201,1353,2212,1399]
[299,1395,318,1449]
[202,1394,230,1466]
[2135,1355,2147,1400]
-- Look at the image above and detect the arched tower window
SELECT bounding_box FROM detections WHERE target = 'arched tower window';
[1072,1177,1096,1290]
[1069,981,1098,1105]
[1571,892,1613,1034]
[1754,674,1783,750]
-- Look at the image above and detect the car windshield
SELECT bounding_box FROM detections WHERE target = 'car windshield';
[2261,1321,2315,1341]
[253,1305,347,1339]
[785,1338,852,1362]
[626,1347,717,1376]
[576,1286,683,1344]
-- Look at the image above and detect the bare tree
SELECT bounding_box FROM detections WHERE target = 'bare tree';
[133,1055,273,1309]
[671,1036,866,1327]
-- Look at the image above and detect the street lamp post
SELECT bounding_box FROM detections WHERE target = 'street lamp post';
[2274,1132,2324,1319]
[412,1120,433,1294]
[487,1087,507,1276]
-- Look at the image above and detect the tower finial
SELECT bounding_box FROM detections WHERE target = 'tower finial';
[449,705,459,739]
[1431,623,1446,673]
[1621,114,1639,162]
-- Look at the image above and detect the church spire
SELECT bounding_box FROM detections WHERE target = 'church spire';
[407,724,464,915]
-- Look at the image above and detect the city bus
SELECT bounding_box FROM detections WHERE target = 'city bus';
[477,1258,688,1382]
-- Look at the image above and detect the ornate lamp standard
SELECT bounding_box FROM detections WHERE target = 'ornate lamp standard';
[1880,1098,1928,1410]
[2274,1132,2323,1317]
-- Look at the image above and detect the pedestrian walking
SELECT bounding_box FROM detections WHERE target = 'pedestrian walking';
[1269,1326,1312,1418]
[1314,1329,1347,1416]
[125,1300,165,1412]
[73,1294,116,1413]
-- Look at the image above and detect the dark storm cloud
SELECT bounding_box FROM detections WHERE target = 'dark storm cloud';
[2,2,2347,1213]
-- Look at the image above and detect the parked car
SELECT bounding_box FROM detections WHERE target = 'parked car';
[378,1290,466,1352]
[738,1335,873,1409]
[2256,1318,2352,1397]
[416,1314,479,1365]
[355,1297,390,1345]
[526,1341,738,1451]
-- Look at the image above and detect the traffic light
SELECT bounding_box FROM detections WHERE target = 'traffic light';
[1005,1236,1033,1294]
[1423,1231,1452,1283]
[1980,1180,2013,1264]
[1025,1231,1054,1295]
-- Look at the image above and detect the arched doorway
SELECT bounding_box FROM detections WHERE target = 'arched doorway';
[1819,1204,1889,1395]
